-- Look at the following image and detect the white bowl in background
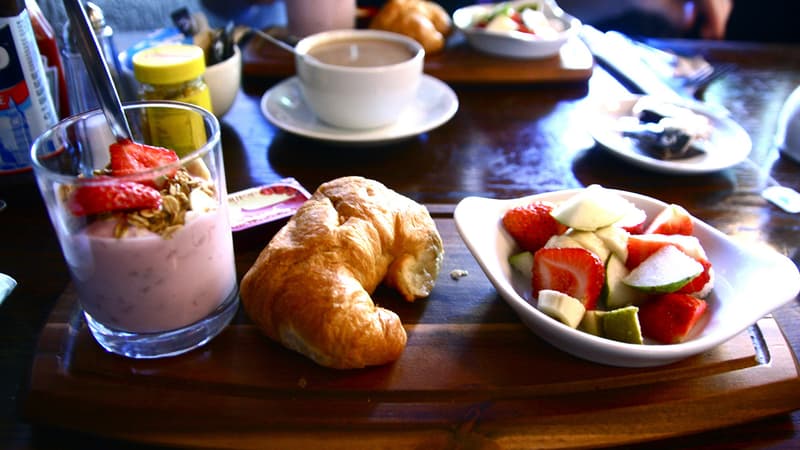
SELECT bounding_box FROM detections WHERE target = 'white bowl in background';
[205,45,242,118]
[453,0,580,59]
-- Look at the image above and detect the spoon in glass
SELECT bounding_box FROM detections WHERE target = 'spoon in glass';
[63,0,132,141]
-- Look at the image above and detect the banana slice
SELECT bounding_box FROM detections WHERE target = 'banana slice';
[537,289,586,328]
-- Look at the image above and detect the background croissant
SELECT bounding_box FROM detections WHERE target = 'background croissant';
[240,176,444,369]
[370,0,453,53]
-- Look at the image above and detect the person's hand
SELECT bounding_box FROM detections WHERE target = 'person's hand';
[692,0,733,39]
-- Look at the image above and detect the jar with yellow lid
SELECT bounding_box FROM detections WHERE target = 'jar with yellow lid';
[132,44,212,156]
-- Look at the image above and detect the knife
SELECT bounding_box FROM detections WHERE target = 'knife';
[578,25,729,116]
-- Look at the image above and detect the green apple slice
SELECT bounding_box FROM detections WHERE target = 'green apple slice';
[595,225,629,261]
[604,253,648,309]
[603,306,643,344]
[551,185,636,231]
[508,251,534,276]
[623,245,703,293]
[565,229,611,263]
[537,289,586,328]
[578,310,606,336]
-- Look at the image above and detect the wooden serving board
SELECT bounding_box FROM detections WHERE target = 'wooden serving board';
[24,210,800,449]
[242,32,594,84]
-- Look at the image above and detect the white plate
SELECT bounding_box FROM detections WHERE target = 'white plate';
[260,75,458,145]
[452,0,581,59]
[454,189,800,367]
[587,95,752,174]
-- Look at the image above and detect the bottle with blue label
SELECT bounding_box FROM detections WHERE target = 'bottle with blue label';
[0,0,57,174]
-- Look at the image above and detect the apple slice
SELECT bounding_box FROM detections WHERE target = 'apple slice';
[603,306,643,344]
[578,310,606,336]
[604,253,648,309]
[623,245,704,293]
[537,289,586,328]
[508,251,534,276]
[564,229,611,263]
[550,185,636,231]
[595,225,629,261]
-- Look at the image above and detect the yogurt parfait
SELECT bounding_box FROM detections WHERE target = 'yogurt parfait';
[32,102,239,359]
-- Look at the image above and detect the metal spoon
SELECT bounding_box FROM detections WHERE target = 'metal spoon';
[63,0,132,141]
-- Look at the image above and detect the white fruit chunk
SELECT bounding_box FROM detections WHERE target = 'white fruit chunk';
[595,225,629,261]
[550,185,636,231]
[565,229,611,263]
[537,289,586,328]
[604,254,647,309]
[623,245,703,293]
[508,251,534,276]
[544,233,582,249]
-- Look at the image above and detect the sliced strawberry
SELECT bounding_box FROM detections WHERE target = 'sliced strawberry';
[502,201,567,253]
[532,247,604,310]
[625,234,707,269]
[645,204,694,235]
[639,293,707,344]
[614,205,647,234]
[69,180,162,216]
[109,139,179,183]
[677,259,714,297]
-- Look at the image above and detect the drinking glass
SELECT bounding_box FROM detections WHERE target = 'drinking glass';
[31,101,239,358]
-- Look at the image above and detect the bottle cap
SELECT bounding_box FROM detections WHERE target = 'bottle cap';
[132,44,206,85]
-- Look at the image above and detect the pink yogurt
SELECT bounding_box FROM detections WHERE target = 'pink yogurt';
[65,207,237,333]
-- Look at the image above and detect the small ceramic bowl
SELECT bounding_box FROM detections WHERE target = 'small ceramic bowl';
[454,189,800,367]
[204,45,242,118]
[294,29,424,130]
[452,0,580,59]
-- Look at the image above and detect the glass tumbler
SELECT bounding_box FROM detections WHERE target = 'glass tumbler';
[31,101,239,359]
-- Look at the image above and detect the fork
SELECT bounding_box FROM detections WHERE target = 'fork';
[683,62,735,99]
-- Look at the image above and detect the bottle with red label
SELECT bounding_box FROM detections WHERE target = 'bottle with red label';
[25,0,69,118]
[0,0,57,174]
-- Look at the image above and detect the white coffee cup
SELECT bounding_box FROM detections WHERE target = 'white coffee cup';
[294,29,425,130]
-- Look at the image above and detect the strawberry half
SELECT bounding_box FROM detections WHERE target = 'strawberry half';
[69,180,162,216]
[645,204,694,235]
[532,247,604,310]
[639,293,707,344]
[502,201,567,253]
[109,139,179,184]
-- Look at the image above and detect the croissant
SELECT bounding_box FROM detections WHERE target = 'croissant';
[240,176,444,369]
[370,0,452,53]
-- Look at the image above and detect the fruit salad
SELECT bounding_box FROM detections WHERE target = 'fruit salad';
[62,139,237,333]
[472,2,564,38]
[503,184,712,345]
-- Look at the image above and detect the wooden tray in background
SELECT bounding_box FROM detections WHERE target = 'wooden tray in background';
[242,33,595,84]
[24,211,800,449]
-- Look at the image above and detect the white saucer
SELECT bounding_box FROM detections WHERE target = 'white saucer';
[587,95,752,174]
[260,75,458,145]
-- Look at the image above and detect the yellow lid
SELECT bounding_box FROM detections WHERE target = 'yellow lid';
[132,44,206,85]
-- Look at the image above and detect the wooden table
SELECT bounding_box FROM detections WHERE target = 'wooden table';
[2,37,800,449]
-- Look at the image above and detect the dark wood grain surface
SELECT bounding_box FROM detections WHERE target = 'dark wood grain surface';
[2,38,800,449]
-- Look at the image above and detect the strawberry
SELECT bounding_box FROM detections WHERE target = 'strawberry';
[69,180,162,216]
[677,259,714,297]
[109,139,179,184]
[502,201,566,252]
[638,293,707,344]
[625,234,707,270]
[645,204,694,235]
[614,205,647,234]
[532,247,604,309]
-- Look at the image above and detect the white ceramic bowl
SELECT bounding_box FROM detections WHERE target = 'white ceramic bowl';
[454,189,800,367]
[204,45,242,118]
[453,0,580,59]
[294,29,424,130]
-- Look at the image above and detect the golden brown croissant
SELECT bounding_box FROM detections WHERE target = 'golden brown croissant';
[240,176,444,369]
[370,0,452,53]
